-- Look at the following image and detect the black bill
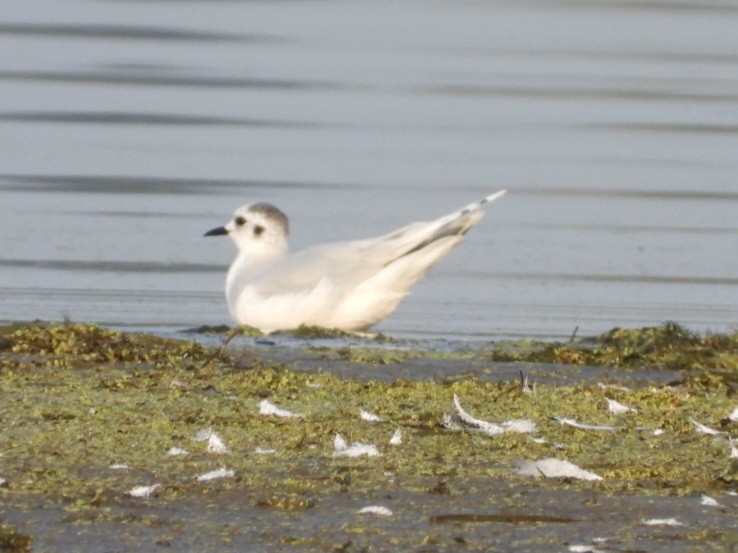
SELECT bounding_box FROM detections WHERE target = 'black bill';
[204,226,228,237]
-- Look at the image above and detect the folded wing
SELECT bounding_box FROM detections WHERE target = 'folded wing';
[244,190,506,330]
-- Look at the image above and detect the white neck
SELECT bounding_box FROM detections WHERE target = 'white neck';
[225,243,287,314]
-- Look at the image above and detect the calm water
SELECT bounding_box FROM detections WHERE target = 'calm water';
[1,1,737,340]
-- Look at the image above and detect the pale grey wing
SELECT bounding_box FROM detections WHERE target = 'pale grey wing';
[251,190,506,297]
[363,189,507,266]
[250,240,386,298]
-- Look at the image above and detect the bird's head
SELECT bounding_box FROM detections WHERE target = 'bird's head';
[205,202,289,259]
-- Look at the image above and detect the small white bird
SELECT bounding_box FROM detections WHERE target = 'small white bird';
[205,190,506,333]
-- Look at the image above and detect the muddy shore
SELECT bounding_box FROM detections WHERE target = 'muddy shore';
[1,323,736,552]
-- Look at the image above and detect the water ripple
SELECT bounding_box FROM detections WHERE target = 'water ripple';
[0,111,323,128]
[0,174,366,194]
[0,259,221,274]
[0,23,277,43]
[0,70,347,91]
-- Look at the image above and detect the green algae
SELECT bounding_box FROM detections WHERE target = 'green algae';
[489,322,738,375]
[275,325,357,340]
[191,323,393,341]
[314,345,420,365]
[1,321,737,522]
[273,324,393,342]
[2,322,208,368]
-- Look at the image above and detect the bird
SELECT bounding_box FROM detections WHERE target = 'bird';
[205,190,506,333]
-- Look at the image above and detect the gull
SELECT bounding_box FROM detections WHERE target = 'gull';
[205,190,506,333]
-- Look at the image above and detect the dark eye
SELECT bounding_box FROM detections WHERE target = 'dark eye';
[235,216,246,226]
[253,225,265,237]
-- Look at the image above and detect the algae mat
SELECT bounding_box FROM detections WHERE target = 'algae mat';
[1,323,737,552]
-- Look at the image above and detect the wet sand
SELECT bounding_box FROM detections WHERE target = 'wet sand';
[3,481,736,553]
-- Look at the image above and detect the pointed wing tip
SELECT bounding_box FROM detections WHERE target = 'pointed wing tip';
[485,189,507,203]
[477,189,506,207]
[458,190,507,216]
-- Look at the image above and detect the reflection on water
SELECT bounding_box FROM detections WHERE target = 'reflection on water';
[1,0,736,340]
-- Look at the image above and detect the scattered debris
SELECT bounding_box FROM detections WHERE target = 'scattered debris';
[441,413,463,432]
[360,410,382,422]
[258,399,302,418]
[389,428,403,445]
[206,433,230,454]
[554,417,618,432]
[605,398,635,415]
[689,418,725,435]
[515,458,603,481]
[642,518,683,526]
[126,484,160,498]
[729,407,738,422]
[192,428,230,453]
[452,395,537,436]
[254,447,276,455]
[0,477,7,488]
[196,468,235,482]
[597,383,630,392]
[453,394,504,435]
[520,371,535,394]
[109,463,128,470]
[700,494,721,507]
[358,505,393,516]
[527,436,565,449]
[568,546,604,553]
[503,419,537,433]
[333,434,347,450]
[652,429,665,436]
[729,437,738,459]
[193,428,215,442]
[166,447,189,456]
[7,320,738,529]
[332,433,381,458]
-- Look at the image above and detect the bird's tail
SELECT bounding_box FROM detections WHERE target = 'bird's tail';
[455,189,507,218]
[377,189,506,265]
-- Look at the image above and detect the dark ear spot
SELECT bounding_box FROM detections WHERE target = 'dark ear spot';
[253,225,265,237]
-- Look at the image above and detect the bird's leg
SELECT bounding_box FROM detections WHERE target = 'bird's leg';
[219,326,242,351]
[201,326,243,368]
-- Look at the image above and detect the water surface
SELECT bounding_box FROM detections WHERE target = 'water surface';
[1,0,737,340]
